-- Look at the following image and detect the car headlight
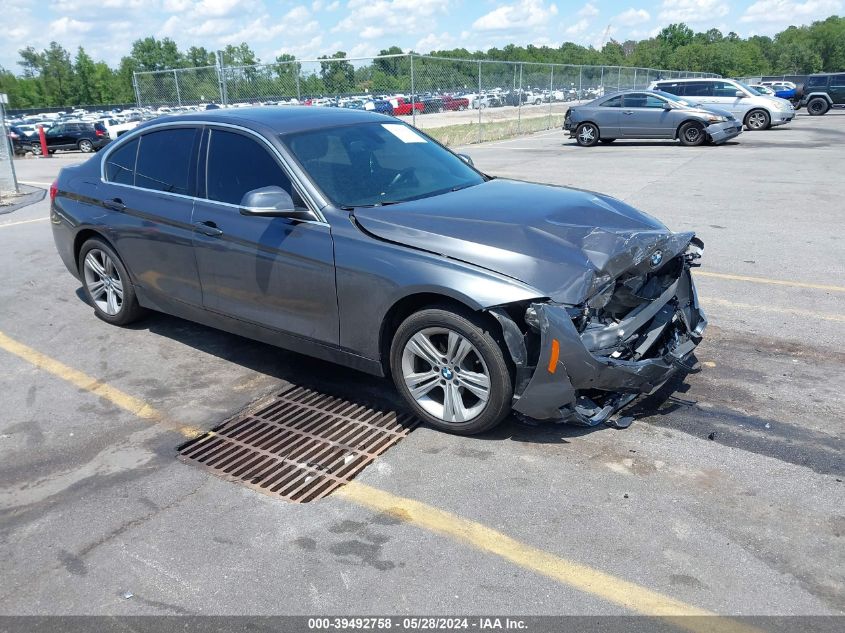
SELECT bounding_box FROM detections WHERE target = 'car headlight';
[706,114,728,123]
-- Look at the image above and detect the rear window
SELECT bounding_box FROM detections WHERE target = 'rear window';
[601,96,622,107]
[105,138,138,185]
[831,74,845,88]
[806,75,828,88]
[135,128,196,195]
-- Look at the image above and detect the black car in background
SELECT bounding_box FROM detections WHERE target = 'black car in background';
[31,121,110,155]
[799,73,845,115]
[7,126,32,155]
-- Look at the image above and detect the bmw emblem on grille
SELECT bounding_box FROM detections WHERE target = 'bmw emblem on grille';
[650,250,664,268]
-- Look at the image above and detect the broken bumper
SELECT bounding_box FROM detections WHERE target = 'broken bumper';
[510,267,706,425]
[706,120,742,144]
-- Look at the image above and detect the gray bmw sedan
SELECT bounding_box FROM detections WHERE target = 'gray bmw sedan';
[51,107,706,434]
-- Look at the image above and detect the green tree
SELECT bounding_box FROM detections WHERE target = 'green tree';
[319,51,354,94]
[74,47,96,104]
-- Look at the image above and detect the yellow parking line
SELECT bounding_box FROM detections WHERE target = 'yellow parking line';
[701,298,845,323]
[0,217,48,229]
[338,482,760,633]
[695,270,845,293]
[0,331,200,438]
[0,330,762,631]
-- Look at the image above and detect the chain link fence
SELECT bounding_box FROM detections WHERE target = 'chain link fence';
[134,53,719,145]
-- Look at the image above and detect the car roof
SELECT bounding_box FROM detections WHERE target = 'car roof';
[653,77,726,83]
[138,106,392,135]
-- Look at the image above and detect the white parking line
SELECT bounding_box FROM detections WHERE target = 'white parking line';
[0,217,48,229]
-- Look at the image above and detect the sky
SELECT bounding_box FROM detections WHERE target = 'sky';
[4,0,843,71]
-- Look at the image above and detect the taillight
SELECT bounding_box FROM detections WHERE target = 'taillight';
[95,129,104,137]
[49,181,58,202]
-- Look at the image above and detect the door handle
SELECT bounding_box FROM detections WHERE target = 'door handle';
[194,221,223,237]
[103,198,126,212]
[623,110,634,115]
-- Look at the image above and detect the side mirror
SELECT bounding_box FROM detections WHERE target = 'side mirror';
[457,153,474,166]
[663,102,673,110]
[239,186,310,218]
[735,90,746,98]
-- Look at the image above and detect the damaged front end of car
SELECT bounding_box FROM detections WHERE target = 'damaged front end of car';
[489,233,706,427]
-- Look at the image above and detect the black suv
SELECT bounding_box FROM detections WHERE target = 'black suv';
[31,121,110,155]
[799,73,845,115]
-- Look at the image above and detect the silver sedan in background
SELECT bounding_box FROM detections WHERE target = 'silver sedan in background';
[564,90,743,147]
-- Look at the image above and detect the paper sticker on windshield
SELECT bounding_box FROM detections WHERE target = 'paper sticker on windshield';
[382,124,427,143]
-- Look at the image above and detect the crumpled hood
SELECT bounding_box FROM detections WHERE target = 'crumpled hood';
[353,179,696,304]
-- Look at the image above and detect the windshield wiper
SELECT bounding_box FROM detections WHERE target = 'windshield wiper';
[340,201,403,210]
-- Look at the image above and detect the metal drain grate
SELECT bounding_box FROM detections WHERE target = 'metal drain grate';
[177,386,418,502]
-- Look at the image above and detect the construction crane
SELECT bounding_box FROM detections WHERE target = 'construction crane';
[600,23,613,49]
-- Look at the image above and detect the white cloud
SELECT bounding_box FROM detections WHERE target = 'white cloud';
[48,17,95,36]
[740,0,842,23]
[415,31,457,52]
[333,0,449,40]
[473,0,558,32]
[577,2,599,17]
[194,0,252,17]
[615,8,651,26]
[565,19,590,36]
[658,0,729,23]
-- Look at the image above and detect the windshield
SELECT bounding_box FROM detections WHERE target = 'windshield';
[283,122,485,208]
[653,90,695,107]
[736,81,761,96]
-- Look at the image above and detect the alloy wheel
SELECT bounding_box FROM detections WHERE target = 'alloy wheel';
[747,111,768,129]
[684,126,702,144]
[401,327,490,424]
[83,249,124,316]
[578,125,596,144]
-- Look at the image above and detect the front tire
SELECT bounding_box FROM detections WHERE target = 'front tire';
[390,307,513,435]
[575,122,599,147]
[78,238,146,326]
[744,109,770,131]
[78,139,94,153]
[807,98,829,116]
[678,121,706,146]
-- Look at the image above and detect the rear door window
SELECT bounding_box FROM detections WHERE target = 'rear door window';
[683,82,713,97]
[806,75,828,88]
[655,83,680,95]
[831,74,845,87]
[135,128,197,195]
[105,138,139,185]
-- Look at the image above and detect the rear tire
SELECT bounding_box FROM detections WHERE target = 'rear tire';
[78,139,94,153]
[31,144,43,156]
[390,307,513,435]
[78,237,146,326]
[807,98,829,116]
[744,109,770,131]
[575,122,599,147]
[678,121,706,146]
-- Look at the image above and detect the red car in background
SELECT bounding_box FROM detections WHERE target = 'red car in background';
[441,95,470,111]
[392,97,425,116]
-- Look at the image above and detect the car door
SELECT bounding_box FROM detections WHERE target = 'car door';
[191,126,338,345]
[710,81,748,117]
[99,126,204,307]
[829,74,845,104]
[45,124,66,149]
[619,93,674,138]
[591,95,622,137]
